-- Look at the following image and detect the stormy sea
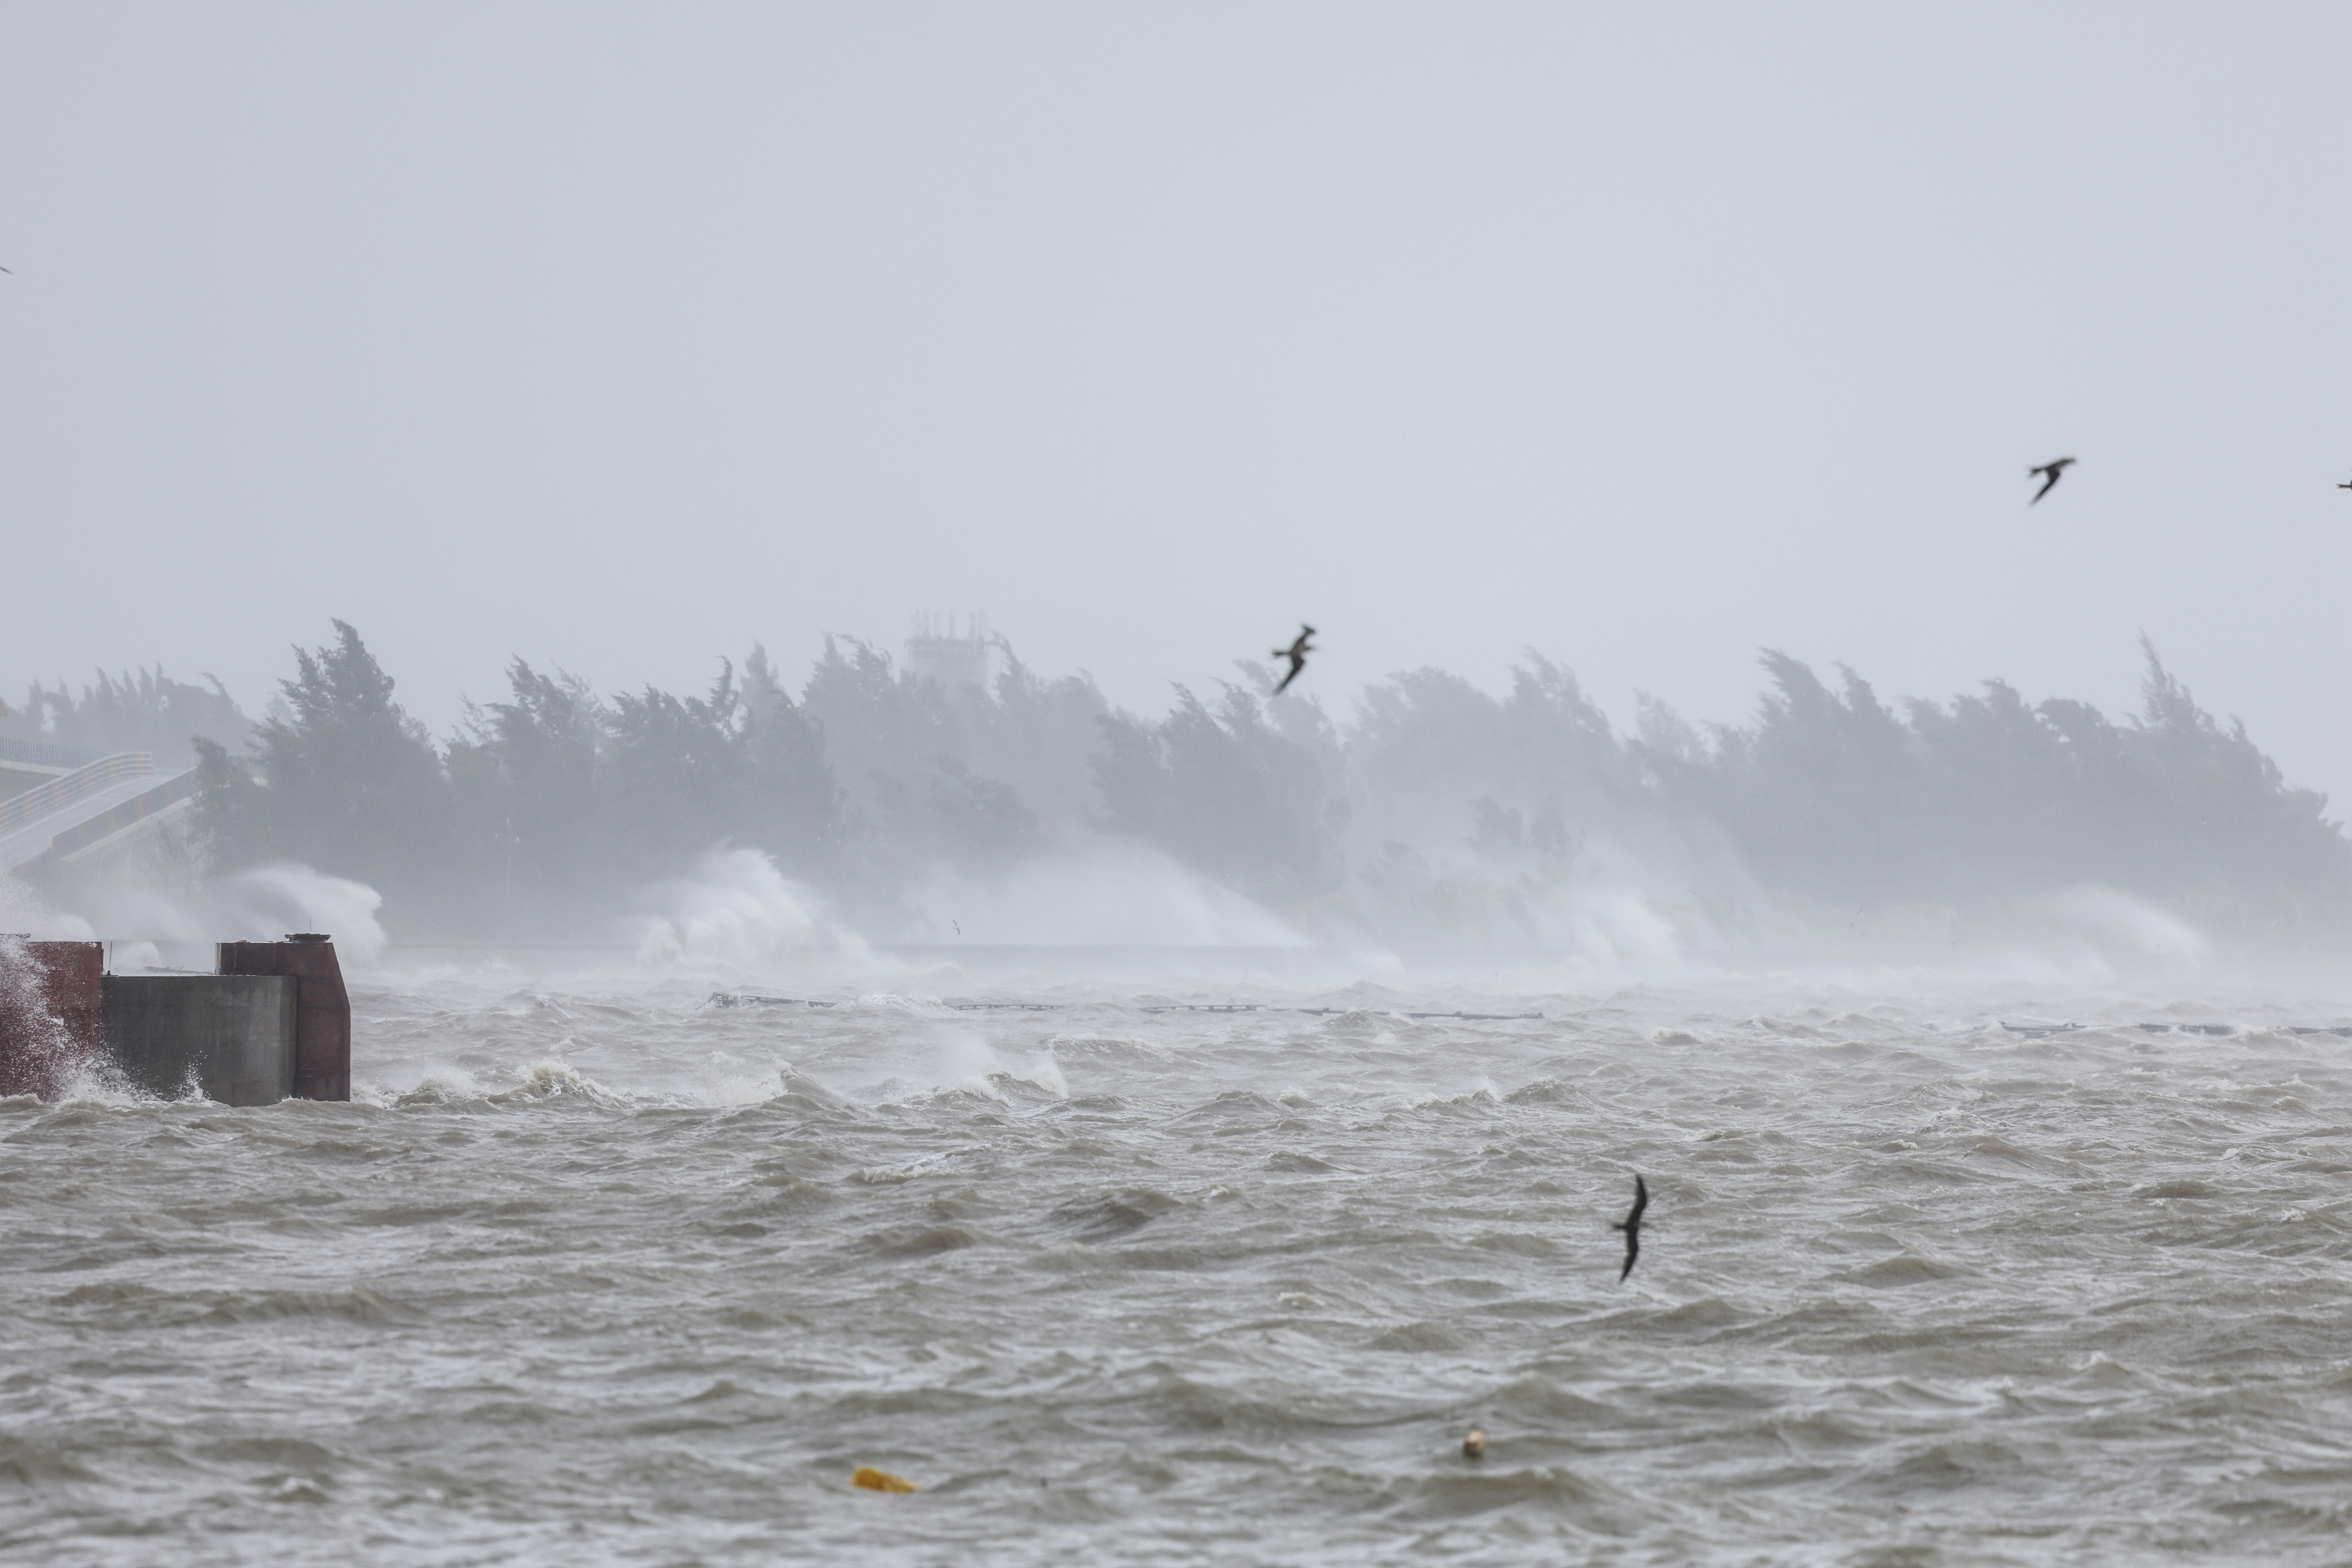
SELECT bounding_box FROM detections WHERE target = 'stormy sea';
[6,954,2350,1566]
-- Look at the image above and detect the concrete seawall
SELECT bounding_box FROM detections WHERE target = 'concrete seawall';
[102,975,297,1104]
[0,934,350,1106]
[219,936,350,1101]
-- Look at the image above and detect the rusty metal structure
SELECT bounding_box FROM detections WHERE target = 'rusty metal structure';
[218,935,352,1101]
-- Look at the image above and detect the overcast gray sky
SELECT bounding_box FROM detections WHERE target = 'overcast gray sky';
[4,5,2348,800]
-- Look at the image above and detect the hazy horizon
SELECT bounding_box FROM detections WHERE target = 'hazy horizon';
[4,617,2339,985]
[3,4,2348,804]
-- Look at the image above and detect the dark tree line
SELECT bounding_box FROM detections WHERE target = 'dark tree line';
[16,620,2343,944]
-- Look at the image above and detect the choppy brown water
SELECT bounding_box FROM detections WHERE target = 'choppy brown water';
[5,968,2351,1564]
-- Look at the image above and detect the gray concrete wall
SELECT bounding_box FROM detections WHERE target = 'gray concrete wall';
[101,975,296,1106]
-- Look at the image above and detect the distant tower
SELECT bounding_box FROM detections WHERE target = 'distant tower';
[903,612,996,693]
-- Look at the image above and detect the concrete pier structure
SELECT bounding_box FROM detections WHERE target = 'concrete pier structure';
[218,935,350,1101]
[102,975,296,1104]
[0,933,350,1105]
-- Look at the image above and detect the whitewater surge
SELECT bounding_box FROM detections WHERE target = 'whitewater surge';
[4,968,2351,1564]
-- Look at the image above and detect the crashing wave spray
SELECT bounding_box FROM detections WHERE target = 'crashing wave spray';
[636,847,870,973]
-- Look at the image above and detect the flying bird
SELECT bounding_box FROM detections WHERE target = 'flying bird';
[2028,457,2076,504]
[1272,624,1315,696]
[2338,477,2351,490]
[1612,1174,1648,1282]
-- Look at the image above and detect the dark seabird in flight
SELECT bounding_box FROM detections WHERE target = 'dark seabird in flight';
[2028,457,2076,504]
[1612,1174,1648,1282]
[2338,477,2351,490]
[1272,624,1315,695]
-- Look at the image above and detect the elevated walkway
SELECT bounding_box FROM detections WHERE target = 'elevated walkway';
[0,753,199,874]
[0,736,101,801]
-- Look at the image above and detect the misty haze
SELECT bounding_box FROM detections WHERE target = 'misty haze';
[4,5,2351,1565]
[4,621,2345,970]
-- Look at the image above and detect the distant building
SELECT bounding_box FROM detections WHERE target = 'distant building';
[904,613,997,693]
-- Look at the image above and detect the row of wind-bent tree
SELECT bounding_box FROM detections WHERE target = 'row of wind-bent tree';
[135,620,2352,946]
[1,667,250,764]
[1637,650,2351,940]
[182,624,1107,937]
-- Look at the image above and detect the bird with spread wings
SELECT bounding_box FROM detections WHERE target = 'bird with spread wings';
[1272,624,1315,696]
[2029,456,2076,504]
[1612,1174,1648,1282]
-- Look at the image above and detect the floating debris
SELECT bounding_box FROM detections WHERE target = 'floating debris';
[851,1466,920,1493]
[1461,1427,1486,1460]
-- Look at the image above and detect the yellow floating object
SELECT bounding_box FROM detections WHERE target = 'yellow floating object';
[851,1466,921,1493]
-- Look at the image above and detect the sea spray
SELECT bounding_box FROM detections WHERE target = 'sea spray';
[225,864,388,962]
[0,934,75,1098]
[903,840,1305,947]
[636,848,870,974]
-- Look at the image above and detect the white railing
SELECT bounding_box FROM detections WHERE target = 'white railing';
[0,753,154,835]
